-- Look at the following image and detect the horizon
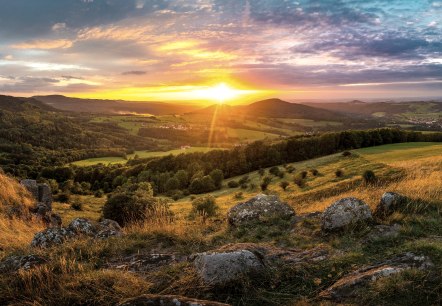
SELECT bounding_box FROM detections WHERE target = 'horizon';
[1,1,441,103]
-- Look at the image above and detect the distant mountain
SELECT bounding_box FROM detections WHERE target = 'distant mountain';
[33,95,201,115]
[304,101,442,117]
[189,98,348,121]
[0,95,57,113]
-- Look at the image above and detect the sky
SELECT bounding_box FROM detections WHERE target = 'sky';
[0,0,441,103]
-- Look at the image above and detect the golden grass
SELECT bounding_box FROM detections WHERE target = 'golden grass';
[0,173,44,254]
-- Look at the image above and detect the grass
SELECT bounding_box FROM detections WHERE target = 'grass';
[71,147,224,166]
[2,142,442,305]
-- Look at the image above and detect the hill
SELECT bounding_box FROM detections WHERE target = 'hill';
[189,98,348,121]
[34,95,202,115]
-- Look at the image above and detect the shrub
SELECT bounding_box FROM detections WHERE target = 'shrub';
[277,171,285,178]
[241,183,248,189]
[310,169,319,176]
[335,169,344,177]
[209,169,224,189]
[228,180,240,188]
[286,165,295,173]
[279,181,289,191]
[56,192,71,203]
[363,170,377,184]
[103,182,169,226]
[190,196,218,218]
[300,171,308,179]
[342,151,352,157]
[94,190,104,198]
[258,169,265,176]
[238,175,250,185]
[234,192,244,200]
[260,176,272,191]
[293,176,305,188]
[70,196,83,211]
[269,166,281,176]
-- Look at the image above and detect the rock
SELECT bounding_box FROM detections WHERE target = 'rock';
[96,219,123,238]
[68,218,98,236]
[227,194,296,226]
[193,250,264,286]
[374,192,408,217]
[31,227,75,248]
[107,253,186,273]
[321,197,372,231]
[320,252,433,301]
[365,224,401,242]
[20,179,53,212]
[0,255,48,273]
[118,294,230,306]
[38,184,53,210]
[20,179,39,200]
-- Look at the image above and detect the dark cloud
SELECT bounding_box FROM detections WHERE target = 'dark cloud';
[122,71,146,75]
[0,0,168,40]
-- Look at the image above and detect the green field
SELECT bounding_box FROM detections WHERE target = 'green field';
[71,147,226,167]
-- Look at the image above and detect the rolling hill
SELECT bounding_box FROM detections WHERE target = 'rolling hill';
[33,95,202,115]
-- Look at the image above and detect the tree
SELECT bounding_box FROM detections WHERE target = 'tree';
[165,177,180,192]
[209,169,224,189]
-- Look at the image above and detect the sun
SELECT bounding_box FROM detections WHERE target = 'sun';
[194,83,243,104]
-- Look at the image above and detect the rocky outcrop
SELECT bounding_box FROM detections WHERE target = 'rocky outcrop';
[227,194,296,226]
[31,218,123,248]
[107,253,187,274]
[118,295,230,306]
[321,197,372,231]
[0,254,48,273]
[192,250,264,286]
[374,192,408,217]
[20,180,53,210]
[31,227,75,248]
[320,253,433,301]
[364,224,401,242]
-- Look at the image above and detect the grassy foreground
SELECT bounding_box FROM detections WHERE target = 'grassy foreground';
[1,143,442,305]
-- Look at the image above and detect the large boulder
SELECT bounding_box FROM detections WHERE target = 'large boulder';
[0,254,48,273]
[68,218,98,236]
[374,192,408,217]
[227,194,296,226]
[320,253,433,301]
[193,250,264,286]
[321,197,372,231]
[31,227,75,248]
[118,295,230,306]
[20,179,53,211]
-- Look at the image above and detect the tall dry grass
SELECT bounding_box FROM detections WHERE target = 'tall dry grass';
[0,173,44,253]
[297,156,442,213]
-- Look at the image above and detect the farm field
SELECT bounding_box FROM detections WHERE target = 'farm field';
[71,146,226,166]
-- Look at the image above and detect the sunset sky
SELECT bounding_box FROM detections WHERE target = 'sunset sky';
[0,0,441,103]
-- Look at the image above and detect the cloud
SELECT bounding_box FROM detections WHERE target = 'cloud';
[12,39,73,50]
[122,71,146,75]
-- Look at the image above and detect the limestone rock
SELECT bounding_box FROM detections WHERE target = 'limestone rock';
[374,192,408,217]
[227,194,295,226]
[321,197,372,231]
[31,227,75,248]
[320,252,433,301]
[118,295,230,306]
[0,255,48,273]
[365,224,401,242]
[193,250,264,286]
[68,218,98,236]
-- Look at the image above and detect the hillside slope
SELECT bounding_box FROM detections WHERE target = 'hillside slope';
[34,95,202,115]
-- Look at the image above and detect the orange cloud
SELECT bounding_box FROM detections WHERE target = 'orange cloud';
[12,39,73,49]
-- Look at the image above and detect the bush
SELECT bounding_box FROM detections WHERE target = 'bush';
[56,192,71,203]
[310,169,319,176]
[335,169,344,177]
[269,166,281,176]
[238,175,250,185]
[286,165,295,173]
[228,180,240,188]
[260,176,272,191]
[363,170,377,184]
[234,192,244,200]
[103,182,169,226]
[94,190,104,198]
[293,176,305,188]
[342,151,352,157]
[241,183,248,189]
[258,169,265,176]
[279,181,289,191]
[300,171,308,179]
[190,196,218,218]
[70,196,83,211]
[277,171,285,179]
